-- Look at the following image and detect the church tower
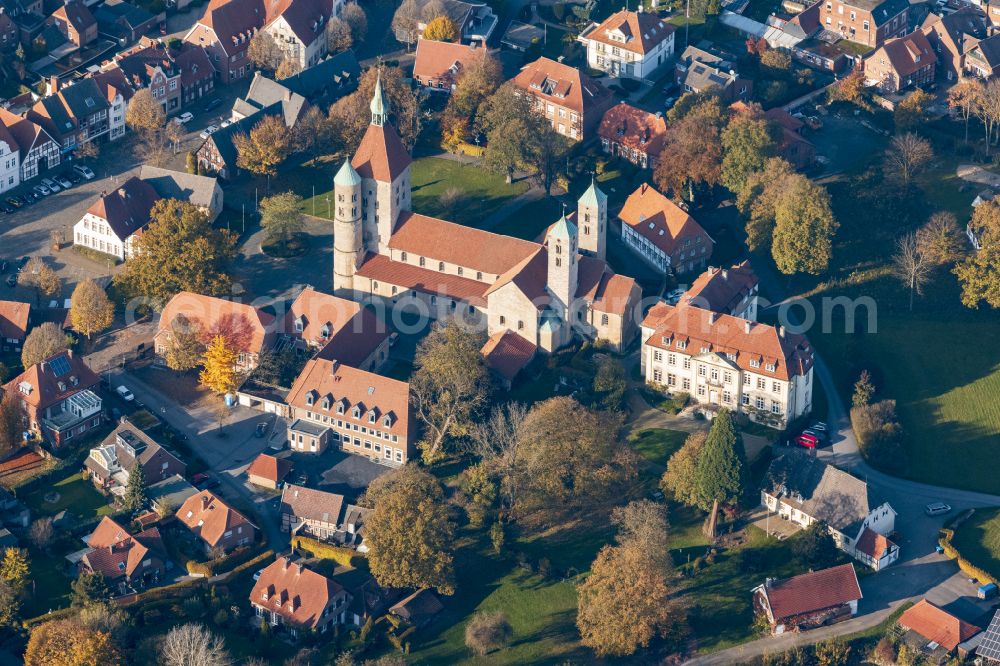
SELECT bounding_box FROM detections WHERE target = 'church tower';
[332,158,363,298]
[577,177,607,260]
[545,210,579,323]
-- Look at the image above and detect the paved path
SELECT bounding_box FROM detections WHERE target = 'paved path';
[957,163,1000,188]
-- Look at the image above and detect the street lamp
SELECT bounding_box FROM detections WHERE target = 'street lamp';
[325,196,331,220]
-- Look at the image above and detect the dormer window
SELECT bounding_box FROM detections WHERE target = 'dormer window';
[676,341,687,350]
[336,401,345,415]
[305,391,316,406]
[368,410,376,423]
[382,414,392,427]
[320,323,331,338]
[766,363,776,372]
[294,317,304,333]
[321,396,331,410]
[750,359,761,368]
[352,406,361,419]
[700,346,709,354]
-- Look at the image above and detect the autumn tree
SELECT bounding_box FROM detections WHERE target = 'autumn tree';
[654,96,724,201]
[895,88,934,131]
[260,191,305,247]
[410,324,491,461]
[442,50,503,148]
[975,79,1000,151]
[21,257,60,306]
[610,500,671,567]
[235,114,292,185]
[771,175,839,275]
[949,78,983,142]
[424,15,458,41]
[122,460,148,514]
[330,66,421,148]
[0,395,21,457]
[827,69,865,106]
[793,520,840,569]
[391,0,421,48]
[738,157,796,251]
[478,83,537,183]
[721,106,780,195]
[530,121,568,195]
[326,18,353,52]
[468,401,528,515]
[29,517,53,550]
[465,611,513,657]
[892,232,932,311]
[955,196,1000,308]
[125,87,166,134]
[247,31,283,72]
[0,581,17,627]
[363,465,456,594]
[199,335,239,395]
[0,547,29,594]
[275,57,299,80]
[74,139,99,160]
[696,409,746,538]
[660,431,708,509]
[25,618,120,666]
[162,314,205,371]
[115,199,237,304]
[21,322,71,368]
[291,105,332,163]
[70,278,114,339]
[161,623,230,666]
[342,3,368,43]
[883,132,933,188]
[917,211,965,265]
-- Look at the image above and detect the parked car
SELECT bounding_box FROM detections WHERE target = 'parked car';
[0,206,12,214]
[203,98,223,112]
[220,119,232,128]
[32,184,50,196]
[198,477,220,491]
[40,178,60,192]
[199,125,219,139]
[253,568,265,581]
[925,502,951,516]
[54,175,72,189]
[115,385,135,401]
[192,472,210,485]
[65,171,82,185]
[254,422,268,438]
[176,111,194,124]
[22,192,37,203]
[795,433,818,449]
[73,164,96,180]
[803,428,827,443]
[810,421,828,433]
[5,197,21,208]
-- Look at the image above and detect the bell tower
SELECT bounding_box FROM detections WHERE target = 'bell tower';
[577,177,607,260]
[333,158,363,298]
[545,209,579,321]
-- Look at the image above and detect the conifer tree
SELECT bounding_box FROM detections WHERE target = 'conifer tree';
[696,409,747,537]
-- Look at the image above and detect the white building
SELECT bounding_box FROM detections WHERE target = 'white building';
[72,177,160,261]
[680,260,760,321]
[640,304,814,428]
[619,183,714,275]
[262,0,331,70]
[578,9,676,80]
[0,122,20,194]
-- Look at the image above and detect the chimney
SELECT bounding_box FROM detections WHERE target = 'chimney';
[708,312,717,324]
[329,359,339,373]
[283,558,291,571]
[49,75,59,94]
[284,88,291,101]
[66,349,73,358]
[744,320,751,334]
[721,268,729,280]
[779,326,786,338]
[201,494,210,510]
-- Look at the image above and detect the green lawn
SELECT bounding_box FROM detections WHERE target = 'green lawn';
[490,196,562,241]
[408,157,529,227]
[631,428,689,466]
[22,547,73,618]
[949,508,1000,581]
[22,472,113,519]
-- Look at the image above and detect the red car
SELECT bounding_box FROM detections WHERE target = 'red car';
[191,472,210,484]
[795,433,818,449]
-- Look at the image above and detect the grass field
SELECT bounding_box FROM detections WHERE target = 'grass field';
[22,547,73,618]
[950,508,1000,581]
[408,158,529,227]
[22,472,113,519]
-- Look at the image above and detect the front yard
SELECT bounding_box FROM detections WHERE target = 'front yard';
[22,471,113,520]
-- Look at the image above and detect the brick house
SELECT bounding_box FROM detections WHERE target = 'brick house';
[680,260,759,321]
[176,490,258,554]
[511,56,614,142]
[27,78,113,153]
[46,0,96,48]
[280,483,369,550]
[921,8,989,82]
[246,453,291,489]
[80,516,167,595]
[815,0,909,49]
[85,420,187,495]
[598,102,667,169]
[863,30,936,93]
[0,300,30,352]
[413,39,486,93]
[182,0,261,85]
[618,183,714,274]
[753,564,862,634]
[250,557,351,636]
[963,34,1000,80]
[111,38,183,116]
[578,9,675,80]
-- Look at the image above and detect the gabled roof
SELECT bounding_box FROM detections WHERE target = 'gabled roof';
[481,329,536,382]
[176,490,257,547]
[413,38,485,85]
[51,0,96,33]
[681,260,758,314]
[57,78,111,120]
[138,166,219,210]
[82,516,164,580]
[280,483,343,524]
[280,49,360,100]
[0,300,30,340]
[512,56,613,115]
[922,7,989,52]
[156,291,275,355]
[264,0,332,47]
[283,286,360,344]
[763,450,882,534]
[759,564,862,621]
[618,183,714,258]
[856,527,894,561]
[355,253,492,306]
[247,453,292,483]
[581,9,675,56]
[196,0,265,56]
[351,120,412,183]
[238,71,309,126]
[92,420,185,475]
[869,31,936,79]
[4,350,100,411]
[86,176,160,242]
[0,109,52,161]
[598,102,668,157]
[899,599,981,651]
[969,33,1000,69]
[250,557,345,629]
[206,101,284,170]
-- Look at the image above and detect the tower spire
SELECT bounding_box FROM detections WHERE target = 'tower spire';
[370,70,388,126]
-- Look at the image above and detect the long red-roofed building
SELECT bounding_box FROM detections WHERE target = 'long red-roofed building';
[619,182,714,275]
[753,564,862,634]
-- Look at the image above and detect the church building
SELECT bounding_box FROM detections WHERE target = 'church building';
[332,76,642,353]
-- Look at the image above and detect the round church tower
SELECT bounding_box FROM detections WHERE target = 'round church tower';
[332,158,363,297]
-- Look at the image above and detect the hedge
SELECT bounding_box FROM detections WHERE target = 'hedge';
[939,527,997,586]
[24,605,79,628]
[186,543,269,577]
[218,550,275,582]
[292,536,358,567]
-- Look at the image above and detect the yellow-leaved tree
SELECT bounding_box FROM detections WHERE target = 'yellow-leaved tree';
[423,15,458,41]
[70,278,115,340]
[199,335,239,395]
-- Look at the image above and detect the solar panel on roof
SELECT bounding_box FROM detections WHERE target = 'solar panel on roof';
[48,355,71,377]
[974,609,1000,660]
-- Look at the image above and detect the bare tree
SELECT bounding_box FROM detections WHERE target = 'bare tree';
[883,132,933,188]
[468,402,528,515]
[391,0,420,48]
[161,623,231,666]
[917,211,965,265]
[975,79,1000,153]
[892,232,932,311]
[29,517,53,549]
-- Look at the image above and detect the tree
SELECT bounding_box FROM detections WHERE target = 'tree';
[771,176,839,275]
[895,88,934,131]
[115,199,237,304]
[391,0,421,48]
[291,106,331,163]
[330,66,421,149]
[342,3,368,43]
[955,196,1000,308]
[721,107,779,195]
[917,211,965,265]
[892,232,932,311]
[70,571,111,608]
[760,48,791,72]
[529,121,568,195]
[0,395,20,457]
[122,461,148,515]
[247,31,283,72]
[814,639,851,666]
[611,500,670,567]
[25,618,120,666]
[0,580,18,627]
[186,151,197,174]
[696,409,746,538]
[275,58,300,80]
[853,369,875,408]
[326,18,353,52]
[949,78,983,142]
[410,324,491,461]
[163,314,205,371]
[21,322,72,368]
[424,15,458,41]
[793,520,840,569]
[883,132,933,189]
[975,79,1000,152]
[234,114,291,183]
[827,69,865,106]
[592,356,626,411]
[70,278,114,339]
[478,83,536,183]
[161,623,231,666]
[654,97,723,201]
[125,87,166,134]
[660,431,708,509]
[441,50,502,147]
[29,517,53,550]
[468,401,528,514]
[260,191,305,246]
[199,335,239,395]
[74,138,99,160]
[465,611,513,656]
[21,257,60,306]
[738,157,796,251]
[363,465,456,594]
[0,547,29,594]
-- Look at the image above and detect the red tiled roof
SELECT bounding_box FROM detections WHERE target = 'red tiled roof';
[598,102,667,159]
[357,253,491,306]
[176,490,257,548]
[641,303,814,381]
[869,31,937,79]
[250,557,345,629]
[284,287,361,345]
[0,300,30,341]
[264,0,332,47]
[0,109,50,161]
[83,517,164,579]
[87,176,160,242]
[578,255,639,315]
[619,183,714,258]
[481,329,536,381]
[512,57,612,116]
[4,351,100,411]
[681,260,758,314]
[314,306,391,368]
[247,453,292,483]
[855,527,894,562]
[582,9,675,55]
[351,122,412,183]
[413,39,485,87]
[196,0,264,55]
[763,564,862,621]
[899,599,981,651]
[157,292,275,356]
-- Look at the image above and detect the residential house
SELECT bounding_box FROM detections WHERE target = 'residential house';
[0,108,60,181]
[176,490,258,553]
[0,12,20,52]
[408,0,497,44]
[4,350,101,447]
[250,557,351,636]
[85,420,187,495]
[752,564,862,634]
[0,300,30,352]
[815,0,909,48]
[280,483,369,550]
[511,56,614,141]
[283,287,391,371]
[45,0,96,47]
[1,0,45,48]
[259,0,334,70]
[79,516,166,594]
[147,474,199,513]
[94,0,160,44]
[175,41,216,106]
[921,7,989,81]
[275,49,359,106]
[676,44,751,101]
[139,165,224,222]
[898,599,982,660]
[27,78,113,153]
[284,358,413,464]
[680,260,759,321]
[182,0,262,84]
[578,9,676,80]
[0,118,20,193]
[154,292,277,371]
[764,107,816,169]
[90,66,133,141]
[111,38,183,115]
[412,38,486,93]
[963,34,1000,79]
[246,452,291,489]
[863,31,937,93]
[762,450,899,566]
[598,102,667,169]
[230,71,310,126]
[640,304,814,427]
[72,176,160,261]
[480,329,536,389]
[618,183,714,274]
[987,0,1000,29]
[196,102,283,178]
